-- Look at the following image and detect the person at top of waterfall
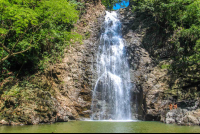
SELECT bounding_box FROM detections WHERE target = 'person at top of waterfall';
[109,118,112,121]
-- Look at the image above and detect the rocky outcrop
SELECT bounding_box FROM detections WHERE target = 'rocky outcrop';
[0,83,73,125]
[162,108,200,126]
[161,100,200,126]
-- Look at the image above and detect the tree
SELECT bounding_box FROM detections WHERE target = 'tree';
[0,0,81,78]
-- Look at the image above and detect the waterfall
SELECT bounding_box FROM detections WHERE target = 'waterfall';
[91,11,131,120]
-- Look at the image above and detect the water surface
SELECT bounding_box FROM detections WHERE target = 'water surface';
[0,121,200,133]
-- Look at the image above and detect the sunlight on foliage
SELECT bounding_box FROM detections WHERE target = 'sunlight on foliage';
[0,0,82,80]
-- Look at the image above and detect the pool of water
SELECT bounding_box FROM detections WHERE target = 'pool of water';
[0,121,200,133]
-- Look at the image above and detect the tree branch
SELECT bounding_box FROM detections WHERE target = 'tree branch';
[0,42,11,54]
[11,28,27,53]
[0,23,44,64]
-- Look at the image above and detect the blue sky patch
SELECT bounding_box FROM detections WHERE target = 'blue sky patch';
[113,0,129,10]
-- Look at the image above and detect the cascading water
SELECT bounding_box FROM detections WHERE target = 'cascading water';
[91,11,132,120]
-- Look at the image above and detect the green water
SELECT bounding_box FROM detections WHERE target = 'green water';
[0,121,200,133]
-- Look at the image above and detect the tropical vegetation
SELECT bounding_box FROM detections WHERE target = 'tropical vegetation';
[0,0,82,82]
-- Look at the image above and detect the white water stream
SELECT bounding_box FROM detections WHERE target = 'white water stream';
[91,11,131,120]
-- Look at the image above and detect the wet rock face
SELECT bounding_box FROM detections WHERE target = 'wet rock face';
[117,8,152,120]
[117,8,174,121]
[117,7,200,126]
[117,7,180,122]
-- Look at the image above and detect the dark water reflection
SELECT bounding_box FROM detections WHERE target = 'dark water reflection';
[0,121,200,133]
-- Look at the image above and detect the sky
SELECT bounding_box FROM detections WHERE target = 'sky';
[113,0,129,10]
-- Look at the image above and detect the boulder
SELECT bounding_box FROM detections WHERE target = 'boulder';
[166,118,175,124]
[0,120,9,125]
[188,115,199,125]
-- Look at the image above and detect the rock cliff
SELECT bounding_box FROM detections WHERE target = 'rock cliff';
[118,6,200,126]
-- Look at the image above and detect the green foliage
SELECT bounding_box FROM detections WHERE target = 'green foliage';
[68,0,86,15]
[3,85,21,97]
[132,0,199,29]
[0,0,82,80]
[160,64,170,69]
[132,0,200,83]
[69,0,85,10]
